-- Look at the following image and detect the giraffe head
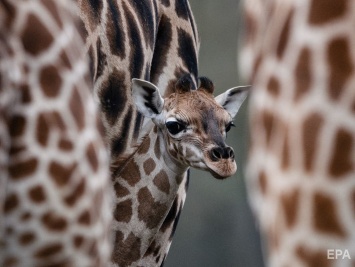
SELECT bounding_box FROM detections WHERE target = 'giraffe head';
[132,75,249,179]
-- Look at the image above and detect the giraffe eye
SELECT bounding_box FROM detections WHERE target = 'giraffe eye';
[225,122,235,132]
[166,121,185,135]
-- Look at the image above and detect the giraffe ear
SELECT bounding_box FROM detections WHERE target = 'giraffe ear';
[215,85,250,118]
[132,78,164,118]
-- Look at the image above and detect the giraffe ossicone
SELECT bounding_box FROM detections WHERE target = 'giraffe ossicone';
[132,75,249,179]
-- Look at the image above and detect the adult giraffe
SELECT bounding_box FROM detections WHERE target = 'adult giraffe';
[242,0,355,266]
[0,0,111,266]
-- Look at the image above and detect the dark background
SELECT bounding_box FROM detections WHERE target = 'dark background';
[165,1,264,266]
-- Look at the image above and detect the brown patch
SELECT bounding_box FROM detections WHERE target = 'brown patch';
[145,240,160,257]
[245,10,257,45]
[111,232,141,265]
[40,65,62,98]
[138,187,168,229]
[277,9,293,59]
[267,76,280,97]
[2,1,16,29]
[114,182,130,198]
[49,161,76,186]
[20,84,32,103]
[302,113,324,172]
[78,210,91,225]
[19,232,36,245]
[64,178,86,206]
[21,212,32,221]
[120,160,141,186]
[34,243,63,258]
[36,113,49,146]
[69,87,85,130]
[9,158,38,180]
[58,138,73,151]
[51,111,66,131]
[262,110,276,146]
[22,14,54,55]
[9,145,26,156]
[41,0,63,28]
[313,193,346,238]
[309,0,347,25]
[138,136,150,154]
[36,112,66,144]
[86,142,98,172]
[28,185,46,203]
[73,235,84,248]
[113,199,133,223]
[296,245,330,267]
[160,197,179,233]
[6,226,14,235]
[41,211,68,231]
[327,37,353,100]
[281,126,290,170]
[59,50,72,69]
[258,171,268,195]
[154,137,161,159]
[9,115,26,137]
[329,128,353,178]
[281,189,300,228]
[143,158,156,176]
[3,256,18,267]
[4,193,19,214]
[153,170,170,194]
[295,47,312,101]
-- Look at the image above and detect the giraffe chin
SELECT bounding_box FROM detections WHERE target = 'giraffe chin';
[206,160,237,180]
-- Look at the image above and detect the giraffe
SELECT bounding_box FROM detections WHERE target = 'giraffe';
[241,0,355,266]
[110,75,248,266]
[77,0,200,264]
[0,0,111,266]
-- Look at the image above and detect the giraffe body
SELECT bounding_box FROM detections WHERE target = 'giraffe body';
[78,0,199,159]
[0,0,111,266]
[242,0,355,266]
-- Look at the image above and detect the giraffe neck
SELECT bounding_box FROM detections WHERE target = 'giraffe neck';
[111,124,188,266]
[78,0,199,264]
[243,0,355,266]
[78,0,199,161]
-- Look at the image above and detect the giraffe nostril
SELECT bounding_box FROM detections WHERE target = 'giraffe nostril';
[226,147,235,159]
[211,147,222,161]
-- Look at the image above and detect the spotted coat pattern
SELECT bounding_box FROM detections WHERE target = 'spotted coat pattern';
[77,0,199,266]
[242,0,355,266]
[0,0,111,266]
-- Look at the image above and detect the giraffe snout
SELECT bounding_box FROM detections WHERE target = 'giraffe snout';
[210,146,235,161]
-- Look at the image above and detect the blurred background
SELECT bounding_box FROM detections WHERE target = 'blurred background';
[165,0,264,266]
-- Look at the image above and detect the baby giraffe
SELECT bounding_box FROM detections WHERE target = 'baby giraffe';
[110,75,248,266]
